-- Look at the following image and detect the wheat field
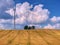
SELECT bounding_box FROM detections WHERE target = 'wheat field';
[0,29,60,45]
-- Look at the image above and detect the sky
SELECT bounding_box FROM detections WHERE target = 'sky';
[0,0,60,30]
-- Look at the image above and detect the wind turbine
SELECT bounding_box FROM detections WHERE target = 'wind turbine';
[13,0,16,29]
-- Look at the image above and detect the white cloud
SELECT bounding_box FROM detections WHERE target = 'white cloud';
[44,23,60,29]
[54,23,60,29]
[15,16,26,24]
[0,19,13,24]
[28,8,49,23]
[50,16,60,23]
[16,2,32,16]
[44,24,55,29]
[5,8,14,16]
[5,2,50,24]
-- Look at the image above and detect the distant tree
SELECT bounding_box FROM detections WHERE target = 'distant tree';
[24,25,28,29]
[24,25,35,30]
[28,26,31,29]
[32,26,35,29]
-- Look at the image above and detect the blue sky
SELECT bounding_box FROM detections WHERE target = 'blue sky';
[0,0,60,30]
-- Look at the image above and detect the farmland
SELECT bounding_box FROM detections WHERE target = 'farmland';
[0,29,60,45]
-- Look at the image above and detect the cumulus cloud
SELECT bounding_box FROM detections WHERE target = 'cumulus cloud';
[28,8,49,23]
[15,16,26,24]
[5,8,14,16]
[44,24,55,29]
[44,23,60,29]
[50,16,60,23]
[5,2,50,24]
[16,2,32,16]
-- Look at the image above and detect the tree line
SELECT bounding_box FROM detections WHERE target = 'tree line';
[24,25,35,30]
